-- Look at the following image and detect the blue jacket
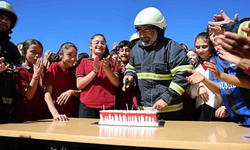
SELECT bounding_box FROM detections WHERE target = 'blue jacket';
[210,56,250,125]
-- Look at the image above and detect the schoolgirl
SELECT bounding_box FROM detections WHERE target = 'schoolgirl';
[44,42,80,121]
[14,39,46,122]
[76,34,119,118]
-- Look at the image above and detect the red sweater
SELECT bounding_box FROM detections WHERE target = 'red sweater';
[45,62,79,118]
[14,64,47,122]
[76,58,119,109]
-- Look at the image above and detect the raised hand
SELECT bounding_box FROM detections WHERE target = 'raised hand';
[186,70,205,84]
[33,57,43,79]
[215,28,250,58]
[0,57,9,73]
[204,61,221,79]
[113,42,118,50]
[93,56,100,73]
[102,55,111,70]
[208,10,238,35]
[44,50,52,62]
[217,49,242,67]
[212,10,237,22]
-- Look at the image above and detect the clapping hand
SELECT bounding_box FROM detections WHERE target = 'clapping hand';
[0,57,9,73]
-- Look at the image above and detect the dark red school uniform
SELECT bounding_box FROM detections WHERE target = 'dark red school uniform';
[14,64,47,123]
[44,62,79,118]
[76,58,119,109]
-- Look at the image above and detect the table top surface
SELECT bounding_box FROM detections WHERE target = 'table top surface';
[0,118,249,150]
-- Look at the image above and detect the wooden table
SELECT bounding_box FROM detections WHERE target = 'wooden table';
[0,118,249,150]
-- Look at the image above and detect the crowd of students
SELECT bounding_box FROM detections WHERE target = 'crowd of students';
[1,1,250,127]
[1,1,250,150]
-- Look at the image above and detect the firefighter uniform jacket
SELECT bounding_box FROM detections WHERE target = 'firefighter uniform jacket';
[0,37,21,123]
[125,37,193,113]
[221,18,250,36]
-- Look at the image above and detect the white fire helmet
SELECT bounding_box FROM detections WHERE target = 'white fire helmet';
[134,7,166,30]
[129,33,139,42]
[0,1,18,29]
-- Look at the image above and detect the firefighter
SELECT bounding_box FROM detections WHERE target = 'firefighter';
[123,7,193,120]
[0,1,21,123]
[129,32,140,47]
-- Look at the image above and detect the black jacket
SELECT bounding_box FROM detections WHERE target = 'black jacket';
[221,18,250,36]
[0,34,21,123]
[125,37,192,113]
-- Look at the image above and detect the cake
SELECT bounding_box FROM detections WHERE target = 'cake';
[99,110,159,126]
